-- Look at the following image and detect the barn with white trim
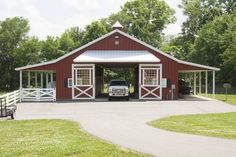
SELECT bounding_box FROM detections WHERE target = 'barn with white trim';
[15,21,219,101]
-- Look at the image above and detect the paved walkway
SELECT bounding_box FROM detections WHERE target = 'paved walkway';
[16,99,236,157]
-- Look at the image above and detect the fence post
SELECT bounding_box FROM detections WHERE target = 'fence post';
[6,93,8,106]
[36,88,40,101]
[14,91,16,104]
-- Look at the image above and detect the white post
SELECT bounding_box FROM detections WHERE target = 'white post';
[20,70,22,102]
[41,72,43,88]
[35,72,38,88]
[46,73,49,87]
[199,72,201,94]
[20,71,22,89]
[205,71,208,96]
[213,71,215,98]
[28,71,30,87]
[194,72,196,95]
[189,73,192,87]
[50,73,53,82]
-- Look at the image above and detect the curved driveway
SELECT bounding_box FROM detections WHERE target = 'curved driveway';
[16,98,236,157]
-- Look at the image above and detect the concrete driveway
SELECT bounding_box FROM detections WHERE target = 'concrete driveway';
[16,98,236,157]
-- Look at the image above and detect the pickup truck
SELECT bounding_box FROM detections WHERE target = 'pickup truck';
[108,80,129,101]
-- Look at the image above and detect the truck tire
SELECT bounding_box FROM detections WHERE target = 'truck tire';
[11,114,15,119]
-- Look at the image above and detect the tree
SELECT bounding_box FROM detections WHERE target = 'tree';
[59,32,75,53]
[172,0,236,60]
[0,17,30,90]
[104,0,175,47]
[60,27,84,50]
[81,21,108,45]
[13,37,41,66]
[190,10,236,85]
[40,36,63,61]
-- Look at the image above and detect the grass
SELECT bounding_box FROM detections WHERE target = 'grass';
[149,112,236,139]
[0,119,149,157]
[0,91,8,96]
[200,94,236,105]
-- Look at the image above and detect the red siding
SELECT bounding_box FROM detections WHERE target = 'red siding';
[27,31,207,100]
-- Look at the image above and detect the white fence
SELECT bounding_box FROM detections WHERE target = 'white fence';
[0,90,20,106]
[21,88,56,101]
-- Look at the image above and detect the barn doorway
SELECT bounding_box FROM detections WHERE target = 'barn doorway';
[95,64,139,99]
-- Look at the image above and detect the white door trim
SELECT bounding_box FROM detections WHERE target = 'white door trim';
[72,64,95,100]
[139,64,162,100]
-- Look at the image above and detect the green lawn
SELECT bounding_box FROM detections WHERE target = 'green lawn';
[0,91,7,96]
[201,94,236,105]
[200,94,236,105]
[149,112,236,139]
[0,119,149,157]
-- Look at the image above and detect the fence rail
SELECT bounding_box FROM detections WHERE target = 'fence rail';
[0,90,20,106]
[21,88,56,101]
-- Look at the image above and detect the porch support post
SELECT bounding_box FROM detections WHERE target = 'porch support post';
[205,71,208,96]
[194,72,196,95]
[40,72,43,88]
[28,71,30,87]
[50,72,53,82]
[20,70,22,102]
[212,70,215,98]
[20,70,22,89]
[189,73,192,87]
[199,72,201,94]
[46,73,49,87]
[35,72,38,88]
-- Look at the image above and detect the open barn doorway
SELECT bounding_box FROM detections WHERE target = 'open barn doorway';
[95,64,139,100]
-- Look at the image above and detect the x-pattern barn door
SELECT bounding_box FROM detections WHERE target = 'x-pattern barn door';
[72,64,95,100]
[139,64,162,100]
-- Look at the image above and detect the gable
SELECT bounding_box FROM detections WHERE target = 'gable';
[15,29,219,71]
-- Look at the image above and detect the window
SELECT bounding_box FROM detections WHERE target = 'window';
[143,69,158,85]
[77,69,90,85]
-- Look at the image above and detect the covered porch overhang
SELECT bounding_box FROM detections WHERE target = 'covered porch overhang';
[18,70,56,102]
[178,61,220,99]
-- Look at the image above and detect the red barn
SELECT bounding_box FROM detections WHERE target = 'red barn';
[15,22,219,101]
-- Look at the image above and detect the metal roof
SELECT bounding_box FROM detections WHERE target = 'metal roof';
[73,50,160,63]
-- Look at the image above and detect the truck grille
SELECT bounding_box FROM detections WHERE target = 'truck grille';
[113,89,124,94]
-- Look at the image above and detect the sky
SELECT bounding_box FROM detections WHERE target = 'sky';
[0,0,186,39]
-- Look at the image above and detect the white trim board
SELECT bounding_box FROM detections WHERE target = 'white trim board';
[15,29,220,71]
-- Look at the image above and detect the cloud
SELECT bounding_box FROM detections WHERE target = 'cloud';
[0,0,185,39]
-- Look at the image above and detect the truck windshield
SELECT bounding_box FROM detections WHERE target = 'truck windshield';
[110,81,127,86]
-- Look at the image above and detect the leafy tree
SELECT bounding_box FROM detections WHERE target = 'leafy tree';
[171,0,236,60]
[81,21,108,45]
[0,17,29,90]
[60,27,84,50]
[190,10,236,85]
[40,36,63,61]
[13,37,41,66]
[104,0,175,47]
[59,32,75,52]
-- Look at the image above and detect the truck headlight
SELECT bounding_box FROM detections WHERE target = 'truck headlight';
[109,88,112,93]
[124,88,129,94]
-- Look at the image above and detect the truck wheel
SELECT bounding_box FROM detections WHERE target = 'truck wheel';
[11,113,15,119]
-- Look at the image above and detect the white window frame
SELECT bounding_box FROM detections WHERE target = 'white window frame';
[142,68,159,87]
[75,68,92,86]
